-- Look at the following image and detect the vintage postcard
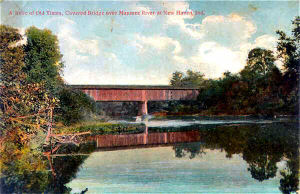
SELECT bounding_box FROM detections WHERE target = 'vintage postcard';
[0,0,299,193]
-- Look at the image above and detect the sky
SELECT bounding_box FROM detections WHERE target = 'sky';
[1,1,299,85]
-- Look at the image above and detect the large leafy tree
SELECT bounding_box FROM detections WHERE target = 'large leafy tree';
[241,48,276,82]
[23,27,97,124]
[24,26,64,94]
[239,48,282,114]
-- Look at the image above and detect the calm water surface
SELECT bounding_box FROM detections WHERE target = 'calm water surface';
[66,116,299,193]
[68,147,285,193]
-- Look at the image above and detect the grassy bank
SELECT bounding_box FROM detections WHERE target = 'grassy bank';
[54,121,145,135]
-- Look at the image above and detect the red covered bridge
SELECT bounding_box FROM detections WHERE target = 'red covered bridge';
[71,85,199,115]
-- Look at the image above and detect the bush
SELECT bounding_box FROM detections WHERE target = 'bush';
[56,87,96,126]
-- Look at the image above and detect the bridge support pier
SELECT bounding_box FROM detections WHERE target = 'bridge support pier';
[138,101,148,115]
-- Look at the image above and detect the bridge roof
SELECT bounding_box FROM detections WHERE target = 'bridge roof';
[70,85,199,90]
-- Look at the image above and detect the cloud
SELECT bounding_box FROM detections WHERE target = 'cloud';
[186,34,278,78]
[44,17,172,85]
[56,21,100,57]
[252,34,277,51]
[44,17,123,84]
[162,2,204,39]
[65,68,170,85]
[43,17,100,71]
[134,34,189,75]
[201,13,257,48]
[135,34,182,54]
[240,34,277,59]
[173,55,188,65]
[190,42,245,78]
[161,3,257,47]
[250,34,282,69]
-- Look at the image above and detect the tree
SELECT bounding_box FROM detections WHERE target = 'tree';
[0,27,54,194]
[197,79,224,110]
[276,17,299,114]
[242,48,276,79]
[279,159,299,194]
[56,88,96,126]
[170,71,183,86]
[24,26,64,94]
[170,70,204,87]
[0,25,27,112]
[0,25,25,142]
[276,16,299,81]
[0,25,57,168]
[181,70,205,87]
[0,25,34,136]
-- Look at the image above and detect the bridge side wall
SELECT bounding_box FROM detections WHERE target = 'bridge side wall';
[82,89,199,101]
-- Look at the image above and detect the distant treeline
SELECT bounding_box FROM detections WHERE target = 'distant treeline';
[169,17,299,116]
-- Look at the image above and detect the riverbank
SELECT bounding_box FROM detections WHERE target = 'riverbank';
[151,112,299,120]
[152,111,299,119]
[53,121,145,135]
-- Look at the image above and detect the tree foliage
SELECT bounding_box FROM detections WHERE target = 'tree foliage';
[0,25,56,139]
[170,70,205,87]
[242,48,276,80]
[276,16,299,80]
[24,26,64,94]
[56,88,96,126]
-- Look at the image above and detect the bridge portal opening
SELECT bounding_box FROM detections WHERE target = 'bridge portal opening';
[96,101,141,116]
[96,101,148,116]
[148,101,200,115]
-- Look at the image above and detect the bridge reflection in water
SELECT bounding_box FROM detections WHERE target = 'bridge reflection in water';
[94,129,201,150]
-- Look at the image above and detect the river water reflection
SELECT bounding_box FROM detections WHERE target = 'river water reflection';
[68,117,299,193]
[1,116,299,193]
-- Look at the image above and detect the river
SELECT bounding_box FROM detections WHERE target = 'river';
[66,116,299,193]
